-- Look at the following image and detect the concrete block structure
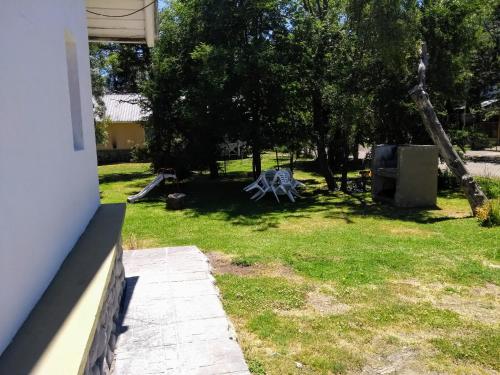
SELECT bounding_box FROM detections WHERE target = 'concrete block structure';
[372,145,439,208]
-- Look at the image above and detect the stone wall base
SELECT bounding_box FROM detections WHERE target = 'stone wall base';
[84,242,125,375]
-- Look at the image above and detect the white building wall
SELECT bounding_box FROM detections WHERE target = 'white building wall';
[0,0,100,354]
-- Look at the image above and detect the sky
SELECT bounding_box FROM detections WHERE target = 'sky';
[158,0,167,11]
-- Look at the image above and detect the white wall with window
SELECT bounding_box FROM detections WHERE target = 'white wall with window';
[0,0,100,354]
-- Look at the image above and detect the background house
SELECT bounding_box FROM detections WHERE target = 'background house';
[481,99,499,149]
[96,94,149,164]
[0,0,156,357]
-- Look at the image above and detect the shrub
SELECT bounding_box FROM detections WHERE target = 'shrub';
[476,199,500,227]
[130,144,150,162]
[491,201,500,226]
[477,177,500,199]
[96,149,131,165]
[95,116,110,145]
[450,129,469,152]
[438,169,459,190]
[469,132,491,150]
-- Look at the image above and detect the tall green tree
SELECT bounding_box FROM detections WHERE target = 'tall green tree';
[291,0,343,190]
[89,43,108,144]
[136,0,497,184]
[225,0,292,177]
[141,3,189,172]
[105,44,151,93]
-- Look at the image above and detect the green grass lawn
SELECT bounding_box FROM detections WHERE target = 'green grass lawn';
[99,155,499,374]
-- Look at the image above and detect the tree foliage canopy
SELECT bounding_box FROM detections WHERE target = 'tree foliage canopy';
[90,0,499,187]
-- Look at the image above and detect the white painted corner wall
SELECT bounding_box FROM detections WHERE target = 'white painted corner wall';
[0,0,100,354]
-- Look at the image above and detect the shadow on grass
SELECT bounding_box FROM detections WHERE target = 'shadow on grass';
[110,160,468,230]
[99,172,152,185]
[291,160,324,178]
[170,175,464,229]
[437,189,467,199]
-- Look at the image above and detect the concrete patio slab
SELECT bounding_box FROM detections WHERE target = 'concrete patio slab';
[113,246,250,375]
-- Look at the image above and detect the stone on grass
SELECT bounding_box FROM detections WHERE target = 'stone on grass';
[167,193,186,210]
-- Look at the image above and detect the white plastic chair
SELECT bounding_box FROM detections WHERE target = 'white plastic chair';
[251,170,276,200]
[271,170,295,202]
[243,174,262,192]
[283,168,305,197]
[244,170,277,201]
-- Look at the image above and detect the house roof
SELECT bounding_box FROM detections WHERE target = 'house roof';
[86,0,157,47]
[99,94,150,122]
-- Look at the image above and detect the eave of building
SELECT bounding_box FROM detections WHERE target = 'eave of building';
[86,0,157,47]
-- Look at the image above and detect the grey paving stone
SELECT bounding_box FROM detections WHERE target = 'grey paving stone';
[170,317,234,342]
[167,279,218,298]
[114,246,250,375]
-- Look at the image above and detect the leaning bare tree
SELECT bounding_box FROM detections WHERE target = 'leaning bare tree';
[409,43,489,215]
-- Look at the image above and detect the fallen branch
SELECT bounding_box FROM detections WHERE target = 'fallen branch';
[409,43,489,215]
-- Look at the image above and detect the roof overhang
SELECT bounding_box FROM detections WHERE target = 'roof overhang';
[86,0,157,47]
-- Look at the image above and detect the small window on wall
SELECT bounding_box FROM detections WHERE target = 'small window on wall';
[64,30,84,151]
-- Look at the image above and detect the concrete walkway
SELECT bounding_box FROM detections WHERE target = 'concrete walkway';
[465,149,500,159]
[440,160,500,178]
[463,161,500,178]
[113,246,250,375]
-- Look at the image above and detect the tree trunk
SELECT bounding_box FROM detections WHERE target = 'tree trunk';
[209,159,219,179]
[340,168,348,192]
[409,87,488,215]
[252,147,261,179]
[328,131,344,174]
[340,142,349,193]
[313,91,337,190]
[317,137,336,190]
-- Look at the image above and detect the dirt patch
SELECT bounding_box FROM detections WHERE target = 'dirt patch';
[471,282,499,296]
[207,252,258,276]
[207,252,305,282]
[357,333,437,374]
[484,261,500,270]
[262,263,306,283]
[390,279,443,301]
[392,279,500,325]
[433,283,499,324]
[436,294,498,324]
[359,347,427,375]
[307,290,351,315]
[278,288,351,317]
[208,252,352,317]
